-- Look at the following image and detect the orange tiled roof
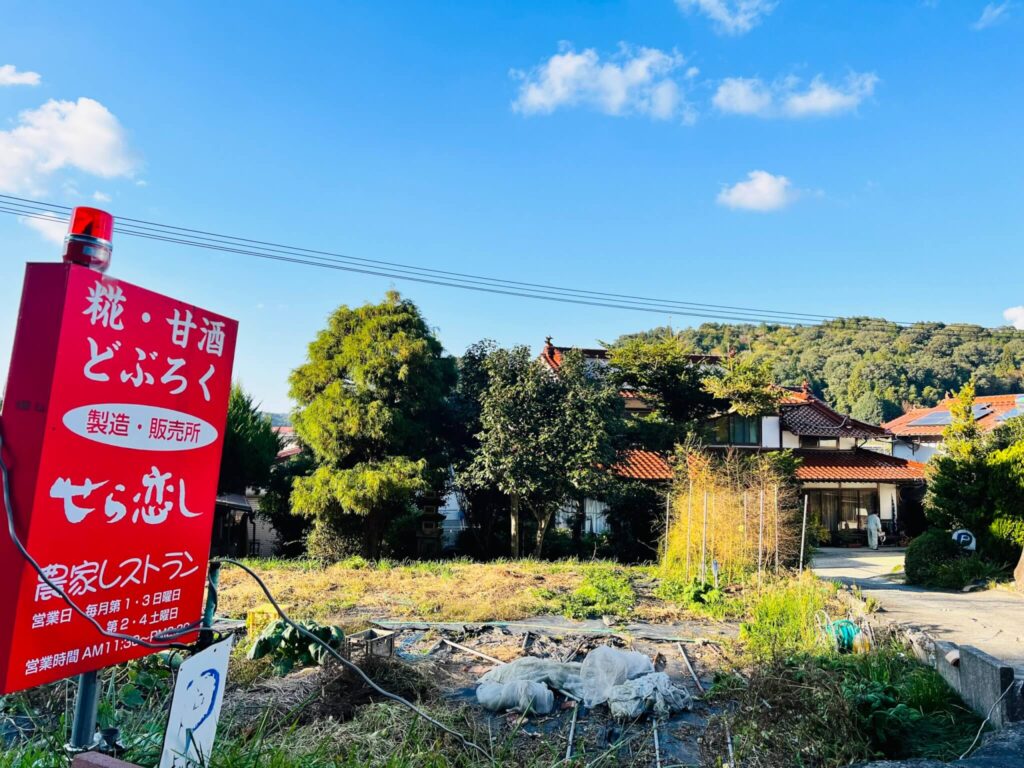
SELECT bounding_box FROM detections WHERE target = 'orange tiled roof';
[794,449,926,482]
[883,394,1024,439]
[276,444,302,461]
[612,449,673,481]
[539,338,718,373]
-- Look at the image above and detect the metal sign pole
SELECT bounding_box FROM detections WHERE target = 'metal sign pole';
[69,670,100,750]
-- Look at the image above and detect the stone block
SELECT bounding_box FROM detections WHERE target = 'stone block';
[959,645,1024,728]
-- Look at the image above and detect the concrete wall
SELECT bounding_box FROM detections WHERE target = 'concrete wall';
[893,438,939,462]
[929,642,1024,728]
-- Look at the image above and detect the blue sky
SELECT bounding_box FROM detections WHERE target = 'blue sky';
[1,1,1021,411]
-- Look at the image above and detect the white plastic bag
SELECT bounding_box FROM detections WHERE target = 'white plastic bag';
[476,680,555,714]
[605,672,692,720]
[579,646,655,708]
[479,656,585,700]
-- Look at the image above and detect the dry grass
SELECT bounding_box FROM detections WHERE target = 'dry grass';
[217,558,601,625]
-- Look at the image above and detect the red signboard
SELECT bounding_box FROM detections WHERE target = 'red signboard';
[0,263,237,693]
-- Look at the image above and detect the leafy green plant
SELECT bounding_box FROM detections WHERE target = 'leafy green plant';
[561,566,636,619]
[247,619,344,675]
[655,576,743,619]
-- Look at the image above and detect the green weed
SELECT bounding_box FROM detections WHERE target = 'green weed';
[739,575,835,660]
[561,565,636,619]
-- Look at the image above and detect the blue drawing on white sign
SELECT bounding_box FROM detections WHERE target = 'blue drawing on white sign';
[184,668,219,732]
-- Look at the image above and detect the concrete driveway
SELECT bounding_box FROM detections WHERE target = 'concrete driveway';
[812,547,1024,673]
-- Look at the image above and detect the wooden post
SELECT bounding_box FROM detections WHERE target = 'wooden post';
[757,488,765,586]
[700,490,709,584]
[742,490,748,561]
[510,494,520,559]
[685,484,693,580]
[774,484,780,575]
[799,493,809,574]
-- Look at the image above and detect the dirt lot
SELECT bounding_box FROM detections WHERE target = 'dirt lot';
[226,616,734,767]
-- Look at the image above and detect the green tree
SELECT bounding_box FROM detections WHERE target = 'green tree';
[218,383,281,494]
[449,340,509,558]
[623,318,1024,416]
[607,334,719,450]
[850,391,886,425]
[257,450,315,557]
[925,382,989,531]
[289,292,456,558]
[464,347,624,557]
[702,355,782,417]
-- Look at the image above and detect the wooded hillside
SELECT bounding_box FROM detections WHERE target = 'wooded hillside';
[618,318,1024,424]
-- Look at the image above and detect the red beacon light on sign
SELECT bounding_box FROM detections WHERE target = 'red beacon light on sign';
[62,206,114,273]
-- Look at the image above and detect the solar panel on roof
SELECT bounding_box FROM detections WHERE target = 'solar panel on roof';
[908,404,994,427]
[998,407,1024,423]
[908,411,953,427]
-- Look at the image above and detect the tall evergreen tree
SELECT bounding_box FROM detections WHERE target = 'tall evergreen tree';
[218,383,281,494]
[925,382,989,531]
[289,292,456,557]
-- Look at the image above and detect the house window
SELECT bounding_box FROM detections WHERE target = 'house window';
[806,489,879,535]
[799,436,839,449]
[711,415,761,446]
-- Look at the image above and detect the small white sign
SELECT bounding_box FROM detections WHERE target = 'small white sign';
[160,636,234,768]
[952,529,977,551]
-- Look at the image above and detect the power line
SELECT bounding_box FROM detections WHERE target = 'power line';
[0,195,846,324]
[0,193,838,323]
[0,195,1021,342]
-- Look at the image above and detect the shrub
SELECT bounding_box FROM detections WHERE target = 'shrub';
[904,529,960,585]
[988,515,1024,560]
[306,521,361,563]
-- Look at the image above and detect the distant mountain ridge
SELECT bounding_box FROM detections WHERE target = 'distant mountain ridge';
[263,412,292,428]
[621,318,1024,425]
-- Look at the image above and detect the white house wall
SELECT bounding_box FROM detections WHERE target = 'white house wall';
[893,439,938,463]
[878,483,898,521]
[761,416,781,448]
[782,430,801,449]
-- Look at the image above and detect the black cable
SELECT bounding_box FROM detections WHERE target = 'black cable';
[6,204,1014,339]
[1,197,1021,342]
[0,205,807,324]
[0,193,837,324]
[0,429,192,652]
[214,557,492,762]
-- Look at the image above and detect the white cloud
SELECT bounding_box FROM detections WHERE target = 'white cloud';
[1004,306,1024,329]
[92,190,111,202]
[676,0,777,35]
[713,72,878,118]
[0,64,41,86]
[717,170,796,211]
[0,97,137,194]
[712,77,773,115]
[973,2,1011,29]
[21,211,67,245]
[511,43,693,122]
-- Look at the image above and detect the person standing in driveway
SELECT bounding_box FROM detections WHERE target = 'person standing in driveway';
[867,512,882,550]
